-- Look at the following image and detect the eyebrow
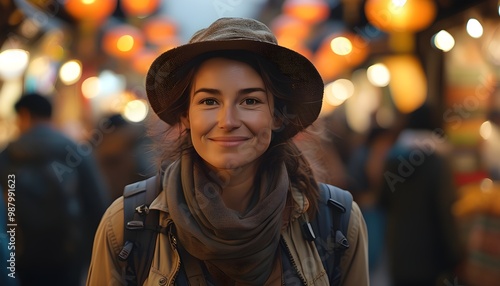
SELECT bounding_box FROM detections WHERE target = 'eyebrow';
[193,87,267,96]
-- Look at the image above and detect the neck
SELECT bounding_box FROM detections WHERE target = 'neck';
[215,164,259,213]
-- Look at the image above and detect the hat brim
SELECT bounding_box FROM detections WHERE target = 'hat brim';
[146,39,324,139]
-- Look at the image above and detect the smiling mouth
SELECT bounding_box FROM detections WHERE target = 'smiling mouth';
[209,137,249,147]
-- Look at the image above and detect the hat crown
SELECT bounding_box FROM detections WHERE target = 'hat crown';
[189,17,278,45]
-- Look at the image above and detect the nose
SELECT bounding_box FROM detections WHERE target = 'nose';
[218,105,241,130]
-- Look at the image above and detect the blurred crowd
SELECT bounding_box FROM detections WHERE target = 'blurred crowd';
[296,103,500,286]
[0,93,155,286]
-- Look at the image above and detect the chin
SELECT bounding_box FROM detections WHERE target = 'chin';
[203,157,254,172]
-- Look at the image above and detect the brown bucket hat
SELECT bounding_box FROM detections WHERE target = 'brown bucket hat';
[146,17,324,139]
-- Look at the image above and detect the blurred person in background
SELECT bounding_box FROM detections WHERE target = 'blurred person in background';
[0,92,110,286]
[347,125,399,285]
[94,113,155,201]
[379,104,463,286]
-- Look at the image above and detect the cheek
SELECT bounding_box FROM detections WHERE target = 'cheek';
[188,113,211,133]
[189,124,205,145]
[251,123,274,153]
[235,129,272,163]
[257,126,273,145]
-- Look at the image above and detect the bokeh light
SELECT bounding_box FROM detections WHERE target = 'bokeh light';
[59,60,82,85]
[466,18,483,38]
[367,63,390,87]
[433,30,455,52]
[123,99,148,122]
[0,49,30,80]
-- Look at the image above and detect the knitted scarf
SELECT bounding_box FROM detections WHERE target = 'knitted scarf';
[166,154,289,285]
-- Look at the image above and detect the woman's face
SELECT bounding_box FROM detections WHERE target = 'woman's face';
[181,57,279,171]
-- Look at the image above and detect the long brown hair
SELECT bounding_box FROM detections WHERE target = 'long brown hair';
[147,50,320,216]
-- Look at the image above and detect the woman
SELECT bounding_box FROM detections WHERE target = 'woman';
[87,17,368,286]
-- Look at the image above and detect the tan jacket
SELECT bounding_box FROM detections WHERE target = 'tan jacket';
[87,189,369,286]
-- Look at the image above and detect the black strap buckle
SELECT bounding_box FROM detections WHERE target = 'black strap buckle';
[118,241,134,261]
[328,199,346,213]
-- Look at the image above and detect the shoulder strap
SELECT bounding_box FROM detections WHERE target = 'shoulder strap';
[118,174,162,286]
[311,183,353,286]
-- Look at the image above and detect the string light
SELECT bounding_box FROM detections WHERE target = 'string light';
[466,18,483,38]
[433,30,455,52]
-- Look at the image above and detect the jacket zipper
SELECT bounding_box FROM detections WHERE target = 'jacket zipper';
[281,237,308,286]
[168,222,181,286]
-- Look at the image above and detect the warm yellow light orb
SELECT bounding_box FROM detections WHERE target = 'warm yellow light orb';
[330,37,353,56]
[433,30,455,52]
[59,60,82,85]
[367,63,390,87]
[283,0,330,24]
[365,0,437,32]
[0,49,30,80]
[121,0,160,17]
[65,0,116,22]
[383,54,427,113]
[103,25,145,59]
[123,99,148,122]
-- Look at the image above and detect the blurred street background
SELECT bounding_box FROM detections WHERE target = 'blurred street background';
[1,1,500,285]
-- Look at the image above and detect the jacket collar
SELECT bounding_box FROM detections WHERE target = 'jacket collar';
[149,187,169,213]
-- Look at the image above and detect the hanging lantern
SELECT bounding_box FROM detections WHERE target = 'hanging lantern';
[270,15,313,61]
[270,14,311,41]
[65,0,117,23]
[276,35,313,61]
[283,0,330,24]
[365,0,437,32]
[102,25,145,59]
[143,16,178,46]
[383,54,427,113]
[313,32,369,81]
[121,0,160,17]
[313,47,348,81]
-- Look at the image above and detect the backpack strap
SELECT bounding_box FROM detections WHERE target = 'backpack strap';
[177,241,208,286]
[118,174,162,286]
[310,183,352,286]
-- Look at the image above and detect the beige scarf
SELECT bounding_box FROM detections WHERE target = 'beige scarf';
[166,153,289,285]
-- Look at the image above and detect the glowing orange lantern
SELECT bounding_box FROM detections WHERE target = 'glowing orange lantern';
[121,0,160,17]
[65,0,117,23]
[313,32,369,80]
[365,0,437,32]
[277,35,313,61]
[143,16,178,46]
[313,47,348,81]
[102,25,145,59]
[283,0,330,24]
[270,15,311,41]
[383,54,427,113]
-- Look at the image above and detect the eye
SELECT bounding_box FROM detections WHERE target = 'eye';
[200,98,217,105]
[243,98,260,105]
